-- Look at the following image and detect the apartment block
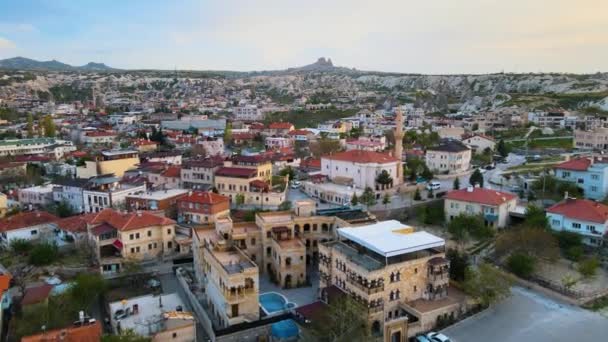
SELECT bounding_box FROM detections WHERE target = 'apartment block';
[554,157,608,200]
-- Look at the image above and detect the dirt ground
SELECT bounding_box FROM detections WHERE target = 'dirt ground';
[534,258,608,296]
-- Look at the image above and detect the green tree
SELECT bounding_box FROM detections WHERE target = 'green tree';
[565,245,584,262]
[42,114,56,137]
[224,121,232,143]
[421,166,434,181]
[278,201,292,211]
[453,177,460,190]
[55,199,75,218]
[360,187,377,207]
[303,295,369,342]
[375,170,393,188]
[578,257,600,279]
[497,139,509,158]
[350,193,359,206]
[26,113,34,138]
[464,263,512,306]
[279,166,296,181]
[469,168,484,187]
[524,205,549,229]
[446,249,469,282]
[69,273,107,310]
[382,193,391,209]
[10,238,32,254]
[28,242,59,266]
[448,214,493,243]
[413,188,422,201]
[507,253,536,278]
[235,193,245,207]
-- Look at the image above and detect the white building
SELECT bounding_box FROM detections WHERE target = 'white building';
[444,186,518,228]
[0,138,76,159]
[462,134,496,155]
[108,293,196,340]
[426,140,471,174]
[265,136,292,149]
[234,105,264,121]
[547,198,608,247]
[83,176,146,213]
[52,178,89,213]
[321,150,399,190]
[198,137,224,157]
[18,184,55,208]
[0,211,58,245]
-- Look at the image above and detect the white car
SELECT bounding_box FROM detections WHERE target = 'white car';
[426,332,452,342]
[426,181,441,191]
[290,181,301,189]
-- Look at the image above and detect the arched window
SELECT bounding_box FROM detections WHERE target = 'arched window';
[389,272,395,282]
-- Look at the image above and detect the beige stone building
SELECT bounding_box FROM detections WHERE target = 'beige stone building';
[193,227,260,328]
[444,186,518,228]
[425,140,471,174]
[214,166,287,208]
[574,127,608,150]
[319,220,466,340]
[77,149,140,178]
[84,209,177,274]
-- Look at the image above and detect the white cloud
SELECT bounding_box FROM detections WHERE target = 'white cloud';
[0,37,16,50]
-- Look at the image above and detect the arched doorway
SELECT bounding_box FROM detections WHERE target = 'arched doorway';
[285,274,293,288]
[371,321,381,335]
[391,331,402,342]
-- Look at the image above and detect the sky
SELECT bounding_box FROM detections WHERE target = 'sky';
[0,0,606,74]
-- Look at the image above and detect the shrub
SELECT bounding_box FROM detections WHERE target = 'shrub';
[578,257,600,279]
[565,246,584,262]
[556,231,583,250]
[28,243,59,266]
[10,239,32,254]
[413,188,421,201]
[507,253,536,278]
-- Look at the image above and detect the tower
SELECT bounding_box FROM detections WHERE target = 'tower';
[394,108,404,184]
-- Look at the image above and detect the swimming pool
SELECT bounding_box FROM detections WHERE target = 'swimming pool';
[271,319,299,339]
[259,292,297,316]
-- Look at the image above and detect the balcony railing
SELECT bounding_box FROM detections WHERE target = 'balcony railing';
[347,277,384,295]
[223,287,256,301]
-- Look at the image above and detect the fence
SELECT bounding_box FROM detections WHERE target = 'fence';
[175,268,216,341]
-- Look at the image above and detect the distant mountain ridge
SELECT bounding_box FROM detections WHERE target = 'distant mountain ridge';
[0,57,116,71]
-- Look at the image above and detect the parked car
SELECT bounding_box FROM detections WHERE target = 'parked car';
[426,181,441,191]
[414,336,432,342]
[290,181,301,189]
[426,332,452,342]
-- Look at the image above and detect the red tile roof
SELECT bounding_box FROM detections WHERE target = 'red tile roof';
[288,129,312,136]
[554,158,592,171]
[55,215,93,234]
[178,191,229,205]
[21,321,102,342]
[0,211,59,232]
[323,150,399,164]
[21,284,54,306]
[87,209,174,232]
[547,199,608,224]
[216,167,258,178]
[445,187,517,206]
[0,274,11,302]
[301,158,321,170]
[161,166,181,178]
[268,122,294,130]
[133,139,158,146]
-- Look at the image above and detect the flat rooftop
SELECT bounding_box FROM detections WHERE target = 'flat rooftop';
[108,293,188,337]
[338,220,444,258]
[129,189,189,200]
[213,248,256,274]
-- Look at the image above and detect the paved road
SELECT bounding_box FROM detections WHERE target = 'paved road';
[441,287,608,342]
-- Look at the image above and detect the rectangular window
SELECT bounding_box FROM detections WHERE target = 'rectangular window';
[148,230,152,237]
[552,219,560,226]
[130,234,134,240]
[592,174,599,180]
[167,229,172,235]
[591,186,598,192]
[135,233,140,239]
[572,222,581,229]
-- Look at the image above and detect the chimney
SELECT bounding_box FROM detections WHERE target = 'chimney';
[467,186,474,192]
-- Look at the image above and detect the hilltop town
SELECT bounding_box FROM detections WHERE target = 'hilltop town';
[0,58,607,341]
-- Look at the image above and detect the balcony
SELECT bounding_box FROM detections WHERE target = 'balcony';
[368,303,384,314]
[346,275,384,295]
[223,287,256,302]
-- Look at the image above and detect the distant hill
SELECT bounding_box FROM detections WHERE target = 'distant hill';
[0,57,117,72]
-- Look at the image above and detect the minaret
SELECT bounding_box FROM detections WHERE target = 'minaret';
[394,108,404,184]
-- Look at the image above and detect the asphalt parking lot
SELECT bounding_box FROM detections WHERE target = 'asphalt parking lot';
[441,287,608,342]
